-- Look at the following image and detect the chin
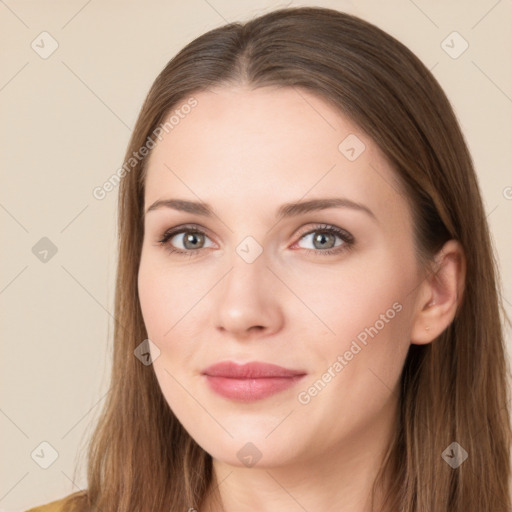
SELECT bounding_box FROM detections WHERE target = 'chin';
[197,433,302,470]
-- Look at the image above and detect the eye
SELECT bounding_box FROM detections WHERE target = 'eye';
[157,224,215,257]
[156,223,355,258]
[293,223,354,256]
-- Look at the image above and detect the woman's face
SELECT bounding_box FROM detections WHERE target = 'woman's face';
[138,86,425,468]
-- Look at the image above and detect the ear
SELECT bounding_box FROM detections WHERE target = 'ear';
[410,239,466,345]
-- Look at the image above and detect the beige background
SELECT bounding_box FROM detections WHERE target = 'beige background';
[1,1,511,510]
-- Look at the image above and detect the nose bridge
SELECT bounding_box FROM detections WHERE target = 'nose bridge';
[213,237,282,335]
[223,236,269,301]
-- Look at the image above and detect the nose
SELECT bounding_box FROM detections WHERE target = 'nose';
[213,250,285,340]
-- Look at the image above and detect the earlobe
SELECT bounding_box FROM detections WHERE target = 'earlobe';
[410,239,466,345]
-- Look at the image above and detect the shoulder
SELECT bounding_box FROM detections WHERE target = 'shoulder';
[24,495,72,512]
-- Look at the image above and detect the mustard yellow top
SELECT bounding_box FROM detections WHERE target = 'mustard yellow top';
[25,496,69,512]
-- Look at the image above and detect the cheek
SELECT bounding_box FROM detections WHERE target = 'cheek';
[299,250,416,394]
[138,263,164,338]
[137,256,183,340]
[137,260,196,404]
[298,258,410,345]
[137,255,207,375]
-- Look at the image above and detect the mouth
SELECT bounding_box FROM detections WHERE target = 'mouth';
[201,361,307,402]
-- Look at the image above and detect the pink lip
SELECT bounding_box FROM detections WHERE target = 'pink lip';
[201,361,307,402]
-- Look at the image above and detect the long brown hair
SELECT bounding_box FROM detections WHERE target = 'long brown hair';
[61,6,511,511]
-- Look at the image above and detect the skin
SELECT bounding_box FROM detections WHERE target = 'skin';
[137,86,465,512]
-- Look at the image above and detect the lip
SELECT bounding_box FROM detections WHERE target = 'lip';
[201,361,307,402]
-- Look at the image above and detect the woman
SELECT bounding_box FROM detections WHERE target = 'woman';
[27,6,511,512]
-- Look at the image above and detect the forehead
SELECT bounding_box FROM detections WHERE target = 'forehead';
[143,86,406,219]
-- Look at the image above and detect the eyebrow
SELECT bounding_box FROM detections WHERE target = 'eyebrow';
[145,197,377,222]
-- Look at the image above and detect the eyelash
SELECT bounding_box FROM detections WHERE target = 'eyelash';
[156,223,355,258]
